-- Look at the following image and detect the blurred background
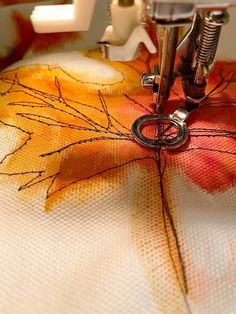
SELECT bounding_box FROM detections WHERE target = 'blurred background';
[0,0,235,71]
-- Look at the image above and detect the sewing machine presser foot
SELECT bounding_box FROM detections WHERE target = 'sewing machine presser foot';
[132,107,192,150]
[131,7,229,150]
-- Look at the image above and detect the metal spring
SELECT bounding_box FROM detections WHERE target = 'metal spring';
[197,11,228,66]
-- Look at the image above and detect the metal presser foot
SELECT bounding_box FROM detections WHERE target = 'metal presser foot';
[99,1,232,150]
[131,4,229,150]
[132,109,189,150]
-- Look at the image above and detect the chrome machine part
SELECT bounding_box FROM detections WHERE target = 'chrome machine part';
[154,25,179,111]
[197,11,229,68]
[186,9,229,102]
[177,13,202,78]
[142,2,195,111]
[100,0,235,150]
[133,3,231,150]
[132,108,189,150]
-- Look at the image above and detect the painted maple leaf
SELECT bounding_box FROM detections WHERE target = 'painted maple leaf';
[0,51,157,211]
[0,51,236,313]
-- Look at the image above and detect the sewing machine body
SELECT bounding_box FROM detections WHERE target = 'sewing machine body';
[31,0,236,150]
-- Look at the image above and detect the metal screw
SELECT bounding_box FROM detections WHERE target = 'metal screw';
[208,10,229,26]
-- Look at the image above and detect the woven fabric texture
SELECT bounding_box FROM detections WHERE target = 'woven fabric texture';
[0,49,235,314]
[0,2,236,314]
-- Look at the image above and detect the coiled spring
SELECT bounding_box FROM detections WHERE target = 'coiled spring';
[197,11,229,66]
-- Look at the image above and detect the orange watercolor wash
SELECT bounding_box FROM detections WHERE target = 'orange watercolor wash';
[0,54,235,211]
[0,51,235,312]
